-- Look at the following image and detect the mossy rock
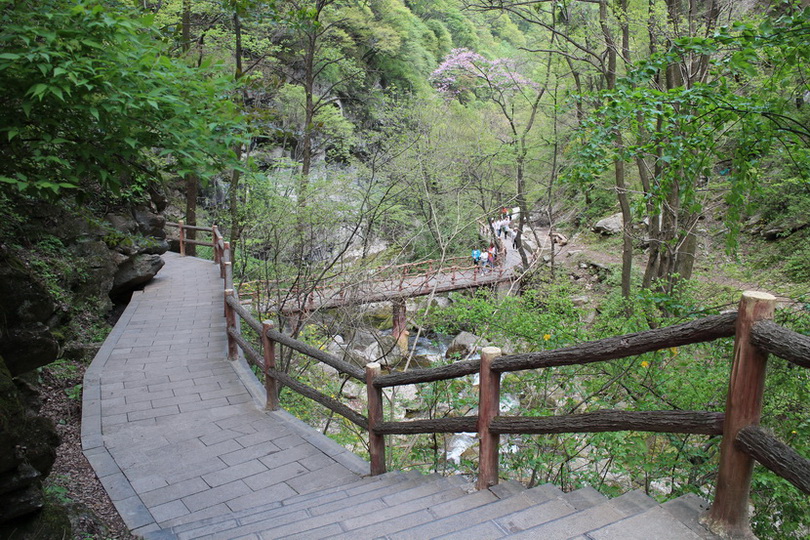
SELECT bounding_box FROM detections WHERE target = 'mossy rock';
[0,499,72,539]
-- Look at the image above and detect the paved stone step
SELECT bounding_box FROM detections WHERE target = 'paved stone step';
[282,478,476,540]
[164,472,410,536]
[431,485,613,539]
[504,489,658,539]
[661,493,715,539]
[204,476,476,539]
[334,480,564,540]
[387,482,566,540]
[171,472,435,539]
[306,474,463,518]
[434,497,578,539]
[561,485,608,510]
[488,479,527,499]
[586,505,707,539]
[323,479,499,539]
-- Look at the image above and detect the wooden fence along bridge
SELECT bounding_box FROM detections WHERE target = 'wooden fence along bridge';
[81,222,810,539]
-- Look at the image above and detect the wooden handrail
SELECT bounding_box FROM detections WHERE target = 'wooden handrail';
[374,359,480,388]
[164,221,218,257]
[264,327,365,381]
[269,367,369,430]
[181,238,215,247]
[750,320,810,369]
[370,410,726,436]
[165,221,215,233]
[490,411,725,435]
[375,416,478,434]
[735,425,810,494]
[492,312,737,373]
[206,237,806,535]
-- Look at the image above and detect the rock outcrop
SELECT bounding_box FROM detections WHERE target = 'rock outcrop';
[592,212,624,235]
[0,358,61,528]
[0,249,59,377]
[0,197,169,534]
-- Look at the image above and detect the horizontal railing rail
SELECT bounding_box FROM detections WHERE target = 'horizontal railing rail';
[181,237,807,539]
[238,255,512,315]
[735,425,810,494]
[750,320,810,368]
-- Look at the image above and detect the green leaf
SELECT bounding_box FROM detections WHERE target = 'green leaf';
[29,83,48,98]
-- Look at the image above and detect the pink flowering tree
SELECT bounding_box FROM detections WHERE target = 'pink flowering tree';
[431,48,545,267]
[430,48,539,103]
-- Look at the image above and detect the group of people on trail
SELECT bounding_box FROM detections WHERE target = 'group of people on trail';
[471,207,521,270]
[492,216,516,248]
[494,205,523,251]
[472,243,499,270]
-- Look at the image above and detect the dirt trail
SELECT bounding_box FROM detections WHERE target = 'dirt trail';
[524,226,800,307]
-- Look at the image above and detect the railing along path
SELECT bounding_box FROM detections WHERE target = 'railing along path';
[238,254,514,315]
[168,226,810,539]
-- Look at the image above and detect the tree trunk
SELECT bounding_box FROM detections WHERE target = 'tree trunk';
[600,0,632,301]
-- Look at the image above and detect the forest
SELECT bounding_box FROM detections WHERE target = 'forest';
[1,0,809,538]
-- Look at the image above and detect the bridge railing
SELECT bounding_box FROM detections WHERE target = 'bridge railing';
[237,255,510,315]
[199,241,807,538]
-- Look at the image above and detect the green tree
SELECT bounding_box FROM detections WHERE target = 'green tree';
[569,4,810,294]
[0,0,245,199]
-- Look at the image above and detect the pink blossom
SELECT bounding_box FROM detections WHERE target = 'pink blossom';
[430,48,539,97]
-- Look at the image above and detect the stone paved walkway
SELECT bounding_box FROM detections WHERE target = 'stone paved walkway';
[82,252,367,538]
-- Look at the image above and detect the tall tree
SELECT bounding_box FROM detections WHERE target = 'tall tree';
[0,0,244,199]
[430,48,547,266]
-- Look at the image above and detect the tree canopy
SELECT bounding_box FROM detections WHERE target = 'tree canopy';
[0,0,245,199]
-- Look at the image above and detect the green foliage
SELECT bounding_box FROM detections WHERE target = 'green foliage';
[0,0,246,199]
[45,358,79,381]
[566,6,810,259]
[44,475,73,505]
[65,383,83,401]
[783,241,810,283]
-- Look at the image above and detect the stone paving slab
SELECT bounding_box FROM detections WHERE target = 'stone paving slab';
[82,252,367,537]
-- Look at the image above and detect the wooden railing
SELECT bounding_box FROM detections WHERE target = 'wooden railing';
[165,221,230,284]
[188,241,808,539]
[238,255,512,315]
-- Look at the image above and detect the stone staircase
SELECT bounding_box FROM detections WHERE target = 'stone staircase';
[147,471,719,539]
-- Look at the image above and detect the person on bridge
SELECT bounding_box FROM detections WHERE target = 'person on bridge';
[479,250,490,272]
[472,248,481,265]
[487,243,497,266]
[508,227,518,250]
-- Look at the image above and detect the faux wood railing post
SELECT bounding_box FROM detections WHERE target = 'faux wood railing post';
[224,261,233,292]
[221,241,230,279]
[391,298,407,354]
[477,346,502,490]
[262,320,279,411]
[224,289,238,360]
[212,225,220,264]
[178,220,186,256]
[366,362,386,475]
[704,291,776,538]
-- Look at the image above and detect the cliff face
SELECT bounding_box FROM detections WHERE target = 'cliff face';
[0,196,168,534]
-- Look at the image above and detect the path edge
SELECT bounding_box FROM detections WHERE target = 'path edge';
[82,288,160,535]
[226,340,370,477]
